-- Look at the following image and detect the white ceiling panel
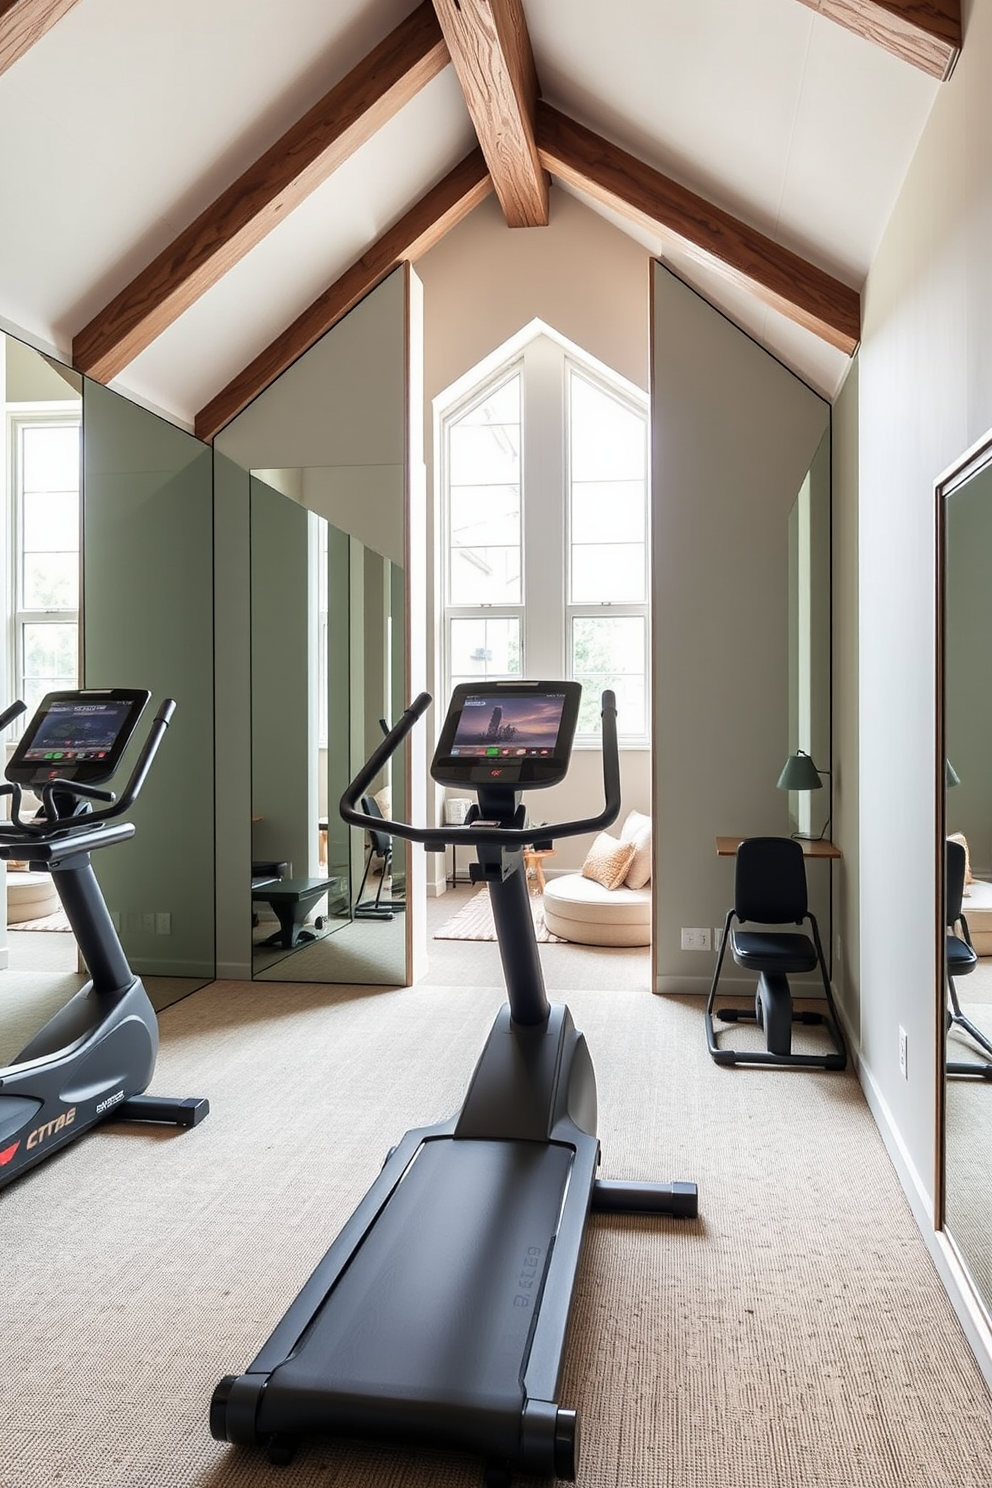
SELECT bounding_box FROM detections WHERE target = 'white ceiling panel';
[118,69,474,426]
[0,0,949,418]
[0,0,419,351]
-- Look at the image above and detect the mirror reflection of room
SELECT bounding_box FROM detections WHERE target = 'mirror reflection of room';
[942,457,992,1315]
[0,331,85,1065]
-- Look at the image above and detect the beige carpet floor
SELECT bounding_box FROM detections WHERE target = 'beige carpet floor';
[2,957,991,1487]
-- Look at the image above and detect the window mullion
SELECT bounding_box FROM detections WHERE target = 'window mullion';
[520,337,565,679]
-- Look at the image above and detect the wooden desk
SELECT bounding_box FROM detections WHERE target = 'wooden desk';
[716,836,841,859]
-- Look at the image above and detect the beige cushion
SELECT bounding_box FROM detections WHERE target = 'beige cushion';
[544,873,651,947]
[7,870,59,924]
[620,809,652,889]
[582,832,636,891]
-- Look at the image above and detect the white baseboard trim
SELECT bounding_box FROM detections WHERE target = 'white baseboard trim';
[854,1031,992,1392]
[215,959,252,980]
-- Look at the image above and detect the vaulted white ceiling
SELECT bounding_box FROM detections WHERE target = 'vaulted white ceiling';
[0,0,951,430]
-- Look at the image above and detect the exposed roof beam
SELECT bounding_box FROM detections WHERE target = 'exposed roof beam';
[72,1,449,384]
[0,0,80,77]
[536,103,860,356]
[794,0,961,81]
[431,0,547,227]
[195,149,493,443]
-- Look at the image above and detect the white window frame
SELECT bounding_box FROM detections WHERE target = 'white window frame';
[438,326,649,745]
[5,401,82,722]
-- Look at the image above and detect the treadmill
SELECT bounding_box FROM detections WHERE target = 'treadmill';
[210,682,697,1485]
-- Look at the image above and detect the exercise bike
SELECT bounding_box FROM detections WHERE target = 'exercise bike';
[210,681,697,1485]
[0,688,208,1191]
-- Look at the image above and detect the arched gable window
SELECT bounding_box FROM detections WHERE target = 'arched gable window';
[437,326,648,742]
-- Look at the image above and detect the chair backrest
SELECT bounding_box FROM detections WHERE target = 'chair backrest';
[734,837,808,925]
[362,796,392,858]
[946,836,968,929]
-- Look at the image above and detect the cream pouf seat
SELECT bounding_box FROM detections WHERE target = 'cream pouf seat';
[6,869,59,924]
[543,874,651,947]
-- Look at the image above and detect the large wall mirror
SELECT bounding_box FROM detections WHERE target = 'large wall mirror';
[214,267,422,986]
[0,331,212,1083]
[938,433,992,1320]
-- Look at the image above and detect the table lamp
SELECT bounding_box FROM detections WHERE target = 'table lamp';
[777,749,830,840]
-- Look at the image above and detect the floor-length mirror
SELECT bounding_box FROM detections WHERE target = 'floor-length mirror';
[940,438,992,1316]
[214,267,418,986]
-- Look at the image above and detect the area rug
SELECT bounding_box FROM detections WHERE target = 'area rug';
[434,886,564,943]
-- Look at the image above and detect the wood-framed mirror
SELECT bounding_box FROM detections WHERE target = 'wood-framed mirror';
[936,427,992,1322]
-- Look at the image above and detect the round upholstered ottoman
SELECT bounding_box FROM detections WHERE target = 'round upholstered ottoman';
[6,869,59,924]
[543,874,651,947]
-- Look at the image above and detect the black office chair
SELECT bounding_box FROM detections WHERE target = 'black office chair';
[353,796,406,920]
[945,837,992,1079]
[705,836,847,1068]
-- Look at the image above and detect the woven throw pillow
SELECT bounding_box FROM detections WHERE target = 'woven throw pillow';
[620,809,652,889]
[582,832,636,891]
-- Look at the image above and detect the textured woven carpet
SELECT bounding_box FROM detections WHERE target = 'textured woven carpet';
[2,973,991,1488]
[433,884,564,942]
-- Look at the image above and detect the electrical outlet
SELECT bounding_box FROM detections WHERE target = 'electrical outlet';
[143,911,155,935]
[899,1026,908,1079]
[681,927,711,951]
[156,912,171,935]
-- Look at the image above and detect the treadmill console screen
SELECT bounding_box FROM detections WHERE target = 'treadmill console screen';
[7,689,151,788]
[431,681,581,789]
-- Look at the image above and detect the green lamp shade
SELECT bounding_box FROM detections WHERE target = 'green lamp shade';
[777,751,823,791]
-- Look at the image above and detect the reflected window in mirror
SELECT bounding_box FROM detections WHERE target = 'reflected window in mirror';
[3,336,82,720]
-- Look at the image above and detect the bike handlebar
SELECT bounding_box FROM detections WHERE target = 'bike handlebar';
[340,690,622,848]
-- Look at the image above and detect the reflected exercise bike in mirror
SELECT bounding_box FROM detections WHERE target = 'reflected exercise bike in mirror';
[0,689,208,1189]
[211,681,697,1485]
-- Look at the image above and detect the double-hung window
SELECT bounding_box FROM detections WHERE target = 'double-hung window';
[440,330,648,743]
[7,404,81,717]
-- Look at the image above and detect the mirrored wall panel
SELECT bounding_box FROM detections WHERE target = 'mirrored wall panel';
[214,267,415,986]
[941,446,992,1316]
[82,377,215,1004]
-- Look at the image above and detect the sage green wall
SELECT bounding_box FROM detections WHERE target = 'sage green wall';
[82,378,214,978]
[651,265,830,993]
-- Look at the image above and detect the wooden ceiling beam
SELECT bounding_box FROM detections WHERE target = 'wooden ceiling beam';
[0,0,81,77]
[794,0,961,81]
[431,0,547,227]
[195,149,492,443]
[72,1,449,384]
[536,102,860,356]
